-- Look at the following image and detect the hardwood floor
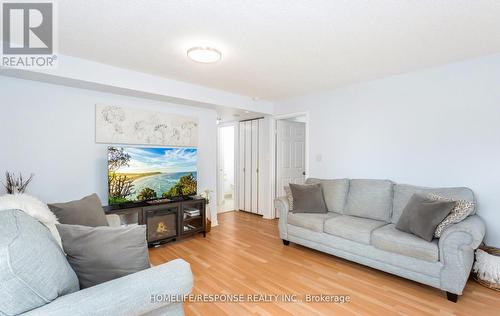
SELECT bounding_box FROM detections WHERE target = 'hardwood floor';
[149,211,500,316]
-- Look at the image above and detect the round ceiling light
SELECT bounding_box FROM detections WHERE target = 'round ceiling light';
[187,47,222,63]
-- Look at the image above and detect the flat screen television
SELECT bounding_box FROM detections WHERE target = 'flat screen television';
[107,146,197,205]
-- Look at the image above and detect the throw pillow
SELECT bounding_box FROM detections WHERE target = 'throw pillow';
[396,193,455,242]
[283,185,294,211]
[289,183,327,213]
[56,224,150,289]
[428,193,475,238]
[49,193,108,227]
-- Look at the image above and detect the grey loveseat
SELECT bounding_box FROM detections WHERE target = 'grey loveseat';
[0,209,193,316]
[275,179,485,302]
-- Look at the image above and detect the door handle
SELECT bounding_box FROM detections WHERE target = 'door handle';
[302,171,306,176]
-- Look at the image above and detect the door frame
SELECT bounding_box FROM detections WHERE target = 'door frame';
[269,111,310,218]
[216,122,237,213]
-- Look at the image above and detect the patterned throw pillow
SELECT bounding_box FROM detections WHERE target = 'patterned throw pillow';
[284,186,294,211]
[428,193,475,238]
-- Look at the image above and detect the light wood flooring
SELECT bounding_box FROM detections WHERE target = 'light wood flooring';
[149,211,500,316]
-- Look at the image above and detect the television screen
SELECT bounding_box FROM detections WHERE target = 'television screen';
[107,146,197,205]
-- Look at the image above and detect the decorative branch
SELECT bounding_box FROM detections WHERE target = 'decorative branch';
[3,172,34,194]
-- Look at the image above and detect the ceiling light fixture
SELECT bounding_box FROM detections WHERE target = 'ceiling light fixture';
[187,47,222,63]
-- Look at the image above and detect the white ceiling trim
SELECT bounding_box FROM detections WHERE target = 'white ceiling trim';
[0,54,274,114]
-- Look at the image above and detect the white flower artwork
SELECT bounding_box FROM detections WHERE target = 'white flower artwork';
[95,104,198,147]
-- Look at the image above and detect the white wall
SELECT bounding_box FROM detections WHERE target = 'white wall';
[275,54,500,247]
[0,76,219,225]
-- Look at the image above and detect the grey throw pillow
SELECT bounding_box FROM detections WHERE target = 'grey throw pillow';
[289,183,327,213]
[49,193,108,227]
[56,224,150,289]
[396,193,455,242]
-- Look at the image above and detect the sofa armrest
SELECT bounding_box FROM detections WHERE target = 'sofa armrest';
[439,215,485,295]
[275,196,289,240]
[106,214,121,227]
[23,259,193,316]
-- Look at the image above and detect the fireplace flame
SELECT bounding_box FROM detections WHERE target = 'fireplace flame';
[157,222,168,233]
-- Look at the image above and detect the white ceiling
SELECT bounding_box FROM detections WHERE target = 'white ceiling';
[58,0,500,101]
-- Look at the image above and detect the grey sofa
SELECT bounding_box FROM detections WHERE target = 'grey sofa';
[276,179,486,302]
[0,209,193,316]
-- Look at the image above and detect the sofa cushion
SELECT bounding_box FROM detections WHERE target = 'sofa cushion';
[305,178,350,213]
[323,215,386,245]
[287,212,339,232]
[0,210,79,316]
[344,179,393,222]
[391,184,475,224]
[372,224,439,262]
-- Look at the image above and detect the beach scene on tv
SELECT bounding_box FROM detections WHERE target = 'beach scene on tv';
[108,146,197,205]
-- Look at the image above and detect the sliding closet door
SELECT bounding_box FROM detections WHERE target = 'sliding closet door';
[251,119,259,214]
[238,118,265,214]
[238,122,246,210]
[257,118,266,215]
[244,121,252,212]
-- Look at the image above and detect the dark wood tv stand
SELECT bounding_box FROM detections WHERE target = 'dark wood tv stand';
[103,197,207,247]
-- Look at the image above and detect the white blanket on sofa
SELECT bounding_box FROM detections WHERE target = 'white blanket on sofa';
[0,193,62,247]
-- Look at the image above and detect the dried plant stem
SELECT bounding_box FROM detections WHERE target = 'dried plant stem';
[3,172,34,194]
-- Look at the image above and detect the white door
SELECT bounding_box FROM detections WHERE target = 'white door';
[276,120,306,205]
